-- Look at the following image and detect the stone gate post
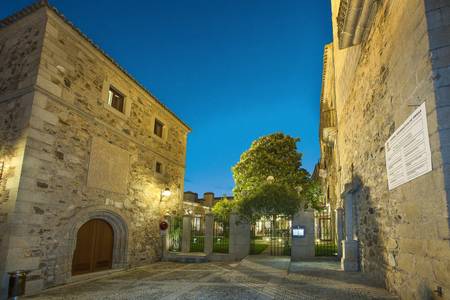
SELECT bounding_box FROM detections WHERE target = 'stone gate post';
[204,212,214,255]
[161,215,171,257]
[181,214,192,253]
[229,213,250,260]
[291,208,315,261]
[341,183,359,271]
[336,208,344,259]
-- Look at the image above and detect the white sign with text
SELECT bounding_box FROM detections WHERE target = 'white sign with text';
[385,103,432,190]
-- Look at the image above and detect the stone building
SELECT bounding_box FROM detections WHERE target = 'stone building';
[0,1,190,296]
[183,191,231,215]
[318,0,450,299]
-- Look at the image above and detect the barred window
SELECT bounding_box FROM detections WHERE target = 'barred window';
[156,161,163,174]
[154,119,164,138]
[108,86,125,113]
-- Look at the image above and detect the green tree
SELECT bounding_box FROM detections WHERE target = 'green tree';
[212,196,235,222]
[232,133,320,220]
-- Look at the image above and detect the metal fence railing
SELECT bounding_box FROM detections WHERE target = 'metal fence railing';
[213,220,229,253]
[250,215,291,256]
[190,215,205,252]
[169,215,182,252]
[315,209,337,256]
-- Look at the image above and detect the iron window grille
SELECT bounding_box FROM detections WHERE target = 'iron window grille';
[154,119,164,138]
[108,86,125,113]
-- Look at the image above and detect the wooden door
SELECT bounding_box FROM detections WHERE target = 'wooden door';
[72,219,114,275]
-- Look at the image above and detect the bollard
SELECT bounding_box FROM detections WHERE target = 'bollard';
[8,270,28,299]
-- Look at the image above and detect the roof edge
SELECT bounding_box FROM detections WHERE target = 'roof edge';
[0,0,192,132]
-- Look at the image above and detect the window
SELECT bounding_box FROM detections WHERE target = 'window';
[154,119,164,138]
[108,87,125,113]
[155,161,163,174]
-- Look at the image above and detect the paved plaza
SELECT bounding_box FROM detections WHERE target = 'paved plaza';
[26,256,397,300]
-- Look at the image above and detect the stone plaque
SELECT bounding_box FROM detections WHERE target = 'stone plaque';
[87,137,130,194]
[385,103,432,190]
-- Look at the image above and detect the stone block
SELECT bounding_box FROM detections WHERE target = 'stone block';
[432,46,450,72]
[31,105,58,126]
[431,258,450,285]
[86,137,130,194]
[425,0,450,12]
[33,92,48,109]
[397,252,416,274]
[27,128,56,146]
[341,240,359,272]
[25,279,44,296]
[16,190,48,204]
[5,256,40,271]
[36,76,62,98]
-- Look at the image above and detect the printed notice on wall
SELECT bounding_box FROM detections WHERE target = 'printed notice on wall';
[385,103,432,190]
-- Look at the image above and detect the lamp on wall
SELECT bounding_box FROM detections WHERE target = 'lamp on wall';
[160,187,171,202]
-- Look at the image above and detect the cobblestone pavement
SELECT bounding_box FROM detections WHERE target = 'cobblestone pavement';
[27,256,397,300]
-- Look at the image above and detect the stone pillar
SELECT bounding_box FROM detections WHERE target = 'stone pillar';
[229,213,250,260]
[204,212,214,255]
[341,186,359,271]
[161,216,171,257]
[291,208,315,261]
[181,214,192,253]
[336,208,344,259]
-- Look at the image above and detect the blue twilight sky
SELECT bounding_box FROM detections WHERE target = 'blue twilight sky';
[1,0,333,197]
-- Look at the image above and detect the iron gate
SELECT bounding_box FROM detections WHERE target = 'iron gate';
[250,215,291,256]
[315,209,337,256]
[213,220,229,253]
[190,215,205,252]
[168,215,182,252]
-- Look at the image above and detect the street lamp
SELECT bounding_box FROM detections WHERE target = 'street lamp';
[160,187,171,202]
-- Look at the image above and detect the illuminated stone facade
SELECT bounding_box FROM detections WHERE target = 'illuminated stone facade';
[319,0,450,298]
[0,2,189,296]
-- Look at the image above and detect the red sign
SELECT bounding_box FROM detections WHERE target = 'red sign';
[159,221,168,231]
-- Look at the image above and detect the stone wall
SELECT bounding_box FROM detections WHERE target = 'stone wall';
[325,0,450,298]
[0,4,189,296]
[0,8,47,298]
[425,0,450,237]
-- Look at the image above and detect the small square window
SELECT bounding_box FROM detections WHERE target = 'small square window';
[155,161,163,174]
[108,87,125,113]
[154,119,164,138]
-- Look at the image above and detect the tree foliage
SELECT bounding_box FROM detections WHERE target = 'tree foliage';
[238,183,299,221]
[229,132,321,220]
[212,196,236,222]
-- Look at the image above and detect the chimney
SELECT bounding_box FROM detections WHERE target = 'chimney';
[184,191,198,202]
[203,192,214,207]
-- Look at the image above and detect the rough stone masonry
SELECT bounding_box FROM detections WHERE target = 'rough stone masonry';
[318,0,450,299]
[0,1,190,297]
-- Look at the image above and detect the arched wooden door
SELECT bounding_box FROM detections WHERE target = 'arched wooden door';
[72,219,114,275]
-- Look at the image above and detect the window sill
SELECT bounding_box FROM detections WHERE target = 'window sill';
[104,103,128,120]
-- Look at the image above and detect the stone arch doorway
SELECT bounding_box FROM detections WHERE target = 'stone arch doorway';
[72,219,114,275]
[64,206,130,283]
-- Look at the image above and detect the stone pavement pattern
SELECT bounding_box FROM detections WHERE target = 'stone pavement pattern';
[26,256,397,300]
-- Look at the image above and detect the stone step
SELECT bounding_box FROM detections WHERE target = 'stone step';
[163,252,208,263]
